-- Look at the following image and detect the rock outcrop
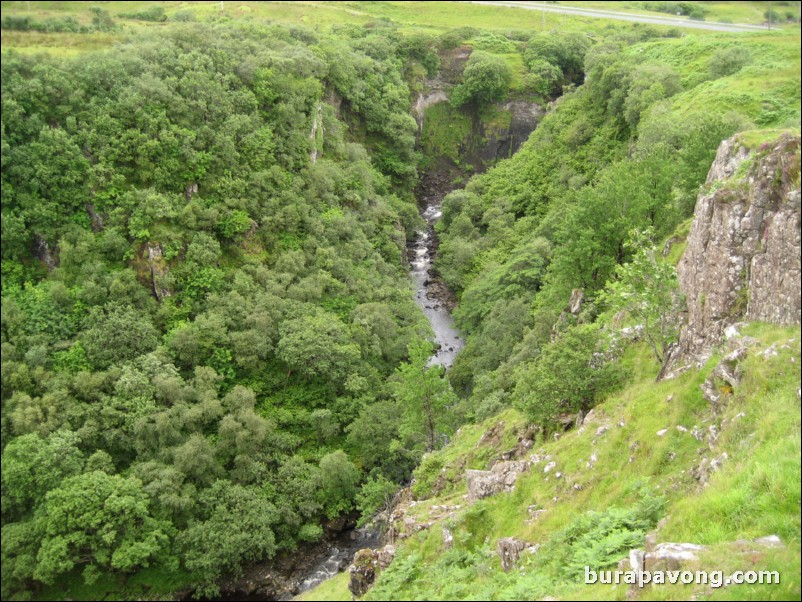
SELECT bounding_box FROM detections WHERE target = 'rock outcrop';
[673,133,801,365]
[496,537,528,572]
[146,243,172,301]
[34,235,57,271]
[466,460,530,502]
[347,545,395,598]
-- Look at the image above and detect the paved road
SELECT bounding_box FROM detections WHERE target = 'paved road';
[465,1,770,32]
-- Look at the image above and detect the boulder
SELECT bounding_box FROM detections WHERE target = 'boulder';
[348,549,378,597]
[466,461,530,502]
[347,546,396,598]
[643,543,705,572]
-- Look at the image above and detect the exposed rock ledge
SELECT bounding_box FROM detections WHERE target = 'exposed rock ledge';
[668,133,800,370]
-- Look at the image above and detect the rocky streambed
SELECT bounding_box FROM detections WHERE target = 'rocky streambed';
[409,168,465,368]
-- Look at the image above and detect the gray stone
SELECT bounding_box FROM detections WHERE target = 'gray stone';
[644,542,705,572]
[442,525,453,549]
[347,545,396,598]
[754,535,784,548]
[701,346,747,404]
[671,134,801,369]
[147,243,172,301]
[348,549,379,597]
[466,461,530,502]
[568,288,584,315]
[496,537,528,572]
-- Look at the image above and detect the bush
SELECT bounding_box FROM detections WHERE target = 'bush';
[709,47,751,78]
[545,490,666,578]
[356,474,399,526]
[171,10,197,22]
[472,33,517,54]
[121,6,167,22]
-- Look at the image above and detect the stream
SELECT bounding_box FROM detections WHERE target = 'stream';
[291,528,382,598]
[206,187,465,602]
[409,188,465,367]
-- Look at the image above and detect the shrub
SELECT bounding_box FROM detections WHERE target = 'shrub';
[513,324,625,431]
[709,47,751,78]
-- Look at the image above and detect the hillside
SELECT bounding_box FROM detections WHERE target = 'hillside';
[301,131,802,601]
[1,2,800,601]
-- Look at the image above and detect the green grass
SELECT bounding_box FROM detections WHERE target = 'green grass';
[1,0,763,57]
[737,127,802,149]
[631,31,802,129]
[303,324,801,600]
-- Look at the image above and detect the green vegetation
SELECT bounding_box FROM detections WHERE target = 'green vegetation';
[435,28,799,408]
[451,51,513,107]
[1,1,800,600]
[306,325,800,600]
[0,13,445,599]
[599,228,685,365]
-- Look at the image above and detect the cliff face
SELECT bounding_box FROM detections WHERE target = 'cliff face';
[675,133,801,361]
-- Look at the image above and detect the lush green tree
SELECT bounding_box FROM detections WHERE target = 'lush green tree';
[356,473,398,527]
[34,471,172,585]
[1,431,84,519]
[81,304,159,369]
[514,325,625,431]
[346,398,418,481]
[318,450,359,519]
[599,228,685,365]
[524,59,565,97]
[451,52,513,108]
[277,311,361,383]
[179,481,279,595]
[525,33,591,86]
[392,341,457,452]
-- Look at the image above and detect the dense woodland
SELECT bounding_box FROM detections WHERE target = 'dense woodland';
[1,3,800,600]
[0,20,449,597]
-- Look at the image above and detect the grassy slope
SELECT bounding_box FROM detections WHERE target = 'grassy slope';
[301,324,801,600]
[633,31,802,127]
[2,0,780,56]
